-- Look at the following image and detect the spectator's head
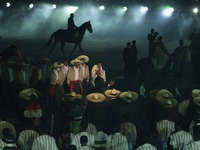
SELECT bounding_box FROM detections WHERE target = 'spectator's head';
[97,61,102,69]
[142,132,152,143]
[113,124,121,133]
[80,121,88,131]
[2,128,10,138]
[25,119,33,129]
[96,123,105,132]
[132,40,136,46]
[1,114,7,121]
[63,59,68,66]
[158,36,163,42]
[30,94,37,102]
[39,124,48,135]
[151,28,154,33]
[70,13,74,18]
[67,145,77,150]
[96,70,103,77]
[80,135,88,146]
[154,32,159,37]
[177,121,186,131]
[127,42,131,47]
[179,39,184,46]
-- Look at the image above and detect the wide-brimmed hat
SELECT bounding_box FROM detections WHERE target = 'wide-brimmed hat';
[19,88,39,101]
[2,134,16,144]
[159,98,178,108]
[18,62,28,66]
[119,91,138,102]
[149,90,159,100]
[51,62,62,69]
[24,57,33,62]
[87,93,106,103]
[70,59,82,65]
[194,97,200,106]
[105,89,121,98]
[5,61,16,65]
[64,91,82,100]
[40,57,50,62]
[156,89,174,101]
[76,55,89,63]
[192,89,200,98]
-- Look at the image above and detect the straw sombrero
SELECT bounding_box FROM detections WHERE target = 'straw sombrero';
[70,59,82,65]
[194,97,200,106]
[76,55,89,63]
[19,88,39,101]
[50,62,62,69]
[156,89,174,101]
[192,89,200,98]
[64,91,82,100]
[149,90,159,100]
[5,61,16,65]
[119,91,138,102]
[159,98,178,108]
[87,93,106,103]
[40,57,50,62]
[105,89,121,98]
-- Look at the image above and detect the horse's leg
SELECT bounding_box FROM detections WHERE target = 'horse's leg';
[49,40,58,58]
[69,43,78,58]
[61,42,68,59]
[78,44,83,54]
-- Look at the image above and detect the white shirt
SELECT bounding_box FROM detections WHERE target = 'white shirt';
[185,141,200,150]
[74,66,79,81]
[37,69,42,80]
[71,131,94,149]
[18,130,39,150]
[7,68,13,82]
[77,146,94,150]
[32,135,58,150]
[86,123,97,135]
[53,69,58,81]
[21,69,26,82]
[0,121,16,139]
[81,64,85,78]
[63,65,70,77]
[94,131,108,148]
[106,133,128,150]
[136,143,157,150]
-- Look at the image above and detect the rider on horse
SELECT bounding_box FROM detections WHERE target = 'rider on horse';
[67,13,78,38]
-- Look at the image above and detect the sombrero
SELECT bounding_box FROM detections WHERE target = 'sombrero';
[40,57,50,62]
[156,89,174,101]
[87,93,106,103]
[70,59,82,65]
[105,89,121,98]
[192,89,200,98]
[18,62,28,66]
[76,55,89,63]
[194,97,200,107]
[5,61,16,65]
[159,98,178,108]
[119,91,138,102]
[64,91,82,100]
[50,62,62,69]
[149,90,159,100]
[19,88,38,101]
[24,57,33,62]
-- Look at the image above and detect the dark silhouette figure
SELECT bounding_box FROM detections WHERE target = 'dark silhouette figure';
[122,42,132,78]
[44,21,93,59]
[67,13,78,37]
[147,28,155,57]
[131,40,138,76]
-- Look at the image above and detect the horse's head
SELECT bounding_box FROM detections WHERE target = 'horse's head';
[86,21,93,33]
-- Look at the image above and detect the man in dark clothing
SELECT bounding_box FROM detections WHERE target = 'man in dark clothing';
[94,70,114,93]
[67,13,78,37]
[131,40,138,76]
[122,42,132,79]
[189,28,200,61]
[147,28,155,57]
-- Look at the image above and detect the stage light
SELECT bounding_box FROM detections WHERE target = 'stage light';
[29,3,34,9]
[52,4,56,9]
[99,5,105,10]
[123,7,127,12]
[163,7,174,17]
[141,7,148,13]
[6,2,10,7]
[193,8,198,13]
[68,6,78,13]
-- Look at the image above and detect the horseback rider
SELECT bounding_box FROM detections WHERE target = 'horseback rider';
[67,13,78,37]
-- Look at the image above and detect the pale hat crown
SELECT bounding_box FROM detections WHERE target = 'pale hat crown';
[93,93,100,100]
[166,100,172,105]
[126,92,132,99]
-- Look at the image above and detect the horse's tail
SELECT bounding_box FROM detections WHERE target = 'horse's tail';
[43,32,55,48]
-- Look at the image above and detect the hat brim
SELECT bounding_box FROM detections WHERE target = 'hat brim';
[87,93,106,103]
[76,55,89,63]
[40,58,50,62]
[159,99,178,108]
[192,89,200,98]
[149,90,159,100]
[2,136,17,144]
[70,59,83,65]
[104,89,121,98]
[119,91,138,102]
[194,97,200,106]
[64,93,82,100]
[19,89,38,101]
[156,89,174,101]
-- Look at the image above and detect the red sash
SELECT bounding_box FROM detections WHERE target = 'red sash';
[70,80,79,92]
[49,84,55,95]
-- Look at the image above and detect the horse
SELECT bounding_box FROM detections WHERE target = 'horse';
[135,45,191,98]
[44,21,93,59]
[0,44,22,63]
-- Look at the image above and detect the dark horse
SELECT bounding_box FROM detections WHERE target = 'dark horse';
[44,21,93,59]
[135,46,191,97]
[0,44,22,63]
